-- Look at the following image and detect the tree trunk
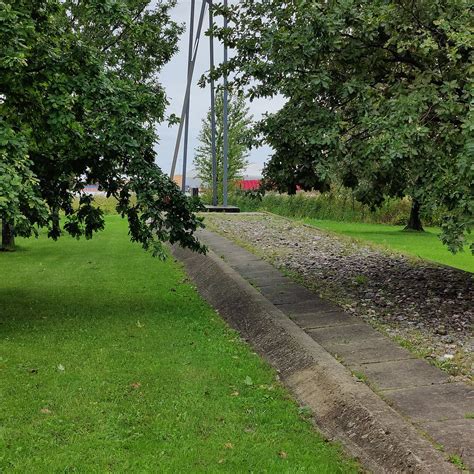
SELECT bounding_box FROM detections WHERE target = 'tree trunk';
[51,206,60,239]
[1,219,15,251]
[404,199,424,232]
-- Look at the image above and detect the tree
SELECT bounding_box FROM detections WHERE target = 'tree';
[0,0,204,256]
[194,91,252,201]
[258,99,331,195]
[215,0,473,252]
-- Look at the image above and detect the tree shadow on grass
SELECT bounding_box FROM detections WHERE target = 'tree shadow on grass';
[343,230,438,239]
[0,285,196,338]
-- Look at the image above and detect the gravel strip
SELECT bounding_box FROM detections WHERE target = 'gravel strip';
[204,212,473,381]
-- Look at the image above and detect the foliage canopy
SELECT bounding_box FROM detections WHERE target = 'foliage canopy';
[215,0,473,252]
[0,0,204,256]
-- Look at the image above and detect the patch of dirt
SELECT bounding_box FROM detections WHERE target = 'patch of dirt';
[204,213,473,381]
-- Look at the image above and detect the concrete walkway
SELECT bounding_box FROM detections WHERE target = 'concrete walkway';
[197,229,474,469]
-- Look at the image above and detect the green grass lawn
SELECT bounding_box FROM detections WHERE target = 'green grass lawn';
[0,216,355,472]
[303,219,474,273]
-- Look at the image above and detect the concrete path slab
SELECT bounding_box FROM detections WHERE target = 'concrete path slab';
[232,262,279,272]
[318,337,416,364]
[276,298,340,314]
[420,419,474,467]
[259,285,317,304]
[308,323,384,345]
[193,228,473,469]
[246,274,291,288]
[354,359,449,390]
[231,260,275,272]
[290,310,360,329]
[384,383,474,422]
[222,255,264,268]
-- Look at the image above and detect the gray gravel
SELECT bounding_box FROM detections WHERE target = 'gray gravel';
[204,212,473,380]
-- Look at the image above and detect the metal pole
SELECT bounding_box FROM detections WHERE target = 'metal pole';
[170,0,207,179]
[181,0,195,192]
[209,0,218,206]
[222,0,229,206]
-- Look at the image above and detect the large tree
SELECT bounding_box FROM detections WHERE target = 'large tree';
[258,99,332,196]
[0,0,204,257]
[194,91,252,201]
[215,0,473,252]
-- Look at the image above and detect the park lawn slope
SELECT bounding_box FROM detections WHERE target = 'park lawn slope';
[0,216,355,472]
[304,219,474,273]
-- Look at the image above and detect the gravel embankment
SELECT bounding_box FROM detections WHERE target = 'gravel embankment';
[204,212,473,381]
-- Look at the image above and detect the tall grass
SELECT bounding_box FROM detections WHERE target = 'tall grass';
[229,190,437,226]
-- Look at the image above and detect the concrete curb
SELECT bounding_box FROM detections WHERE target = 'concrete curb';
[173,245,458,473]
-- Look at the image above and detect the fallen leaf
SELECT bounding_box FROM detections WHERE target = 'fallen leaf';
[218,459,225,464]
[224,442,233,449]
[40,408,51,414]
[57,364,65,372]
[230,391,239,397]
[131,382,141,389]
[278,451,288,459]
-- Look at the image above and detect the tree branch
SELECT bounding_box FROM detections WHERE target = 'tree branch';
[101,5,148,53]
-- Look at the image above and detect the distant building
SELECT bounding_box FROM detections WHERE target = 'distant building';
[83,183,100,193]
[172,174,184,189]
[172,175,261,194]
[238,179,261,191]
[172,175,202,193]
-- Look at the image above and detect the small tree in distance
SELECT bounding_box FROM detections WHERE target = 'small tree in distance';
[194,91,252,202]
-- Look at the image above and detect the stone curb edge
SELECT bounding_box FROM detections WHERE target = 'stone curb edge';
[172,245,457,473]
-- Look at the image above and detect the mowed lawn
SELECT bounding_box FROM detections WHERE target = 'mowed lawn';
[304,219,474,273]
[0,216,355,472]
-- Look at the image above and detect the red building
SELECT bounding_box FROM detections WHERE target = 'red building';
[237,179,261,191]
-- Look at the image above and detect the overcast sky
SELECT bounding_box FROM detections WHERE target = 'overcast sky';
[155,0,285,178]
